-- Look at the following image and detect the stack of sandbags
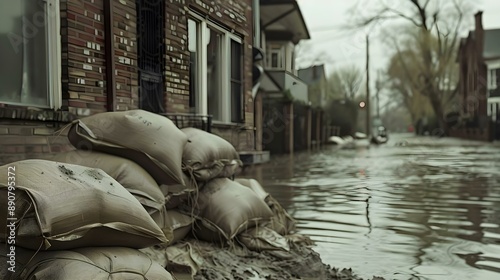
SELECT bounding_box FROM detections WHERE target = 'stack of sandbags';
[235,178,297,252]
[0,159,171,279]
[67,109,188,186]
[0,246,174,280]
[177,128,278,243]
[64,110,198,244]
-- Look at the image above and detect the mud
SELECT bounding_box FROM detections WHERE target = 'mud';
[165,237,383,280]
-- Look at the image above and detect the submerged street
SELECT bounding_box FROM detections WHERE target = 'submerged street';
[242,134,500,280]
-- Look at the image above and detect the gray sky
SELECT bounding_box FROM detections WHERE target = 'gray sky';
[296,0,500,79]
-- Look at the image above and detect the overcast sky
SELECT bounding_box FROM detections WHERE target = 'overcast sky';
[296,0,500,79]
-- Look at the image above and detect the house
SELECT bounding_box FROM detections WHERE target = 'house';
[0,0,257,165]
[256,0,315,154]
[455,11,500,141]
[298,64,328,108]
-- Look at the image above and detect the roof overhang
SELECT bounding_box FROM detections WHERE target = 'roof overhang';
[260,0,310,44]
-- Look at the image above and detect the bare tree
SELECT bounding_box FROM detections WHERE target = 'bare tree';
[294,41,333,69]
[327,65,364,101]
[351,0,474,132]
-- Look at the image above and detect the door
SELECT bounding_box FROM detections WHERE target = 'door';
[136,0,165,113]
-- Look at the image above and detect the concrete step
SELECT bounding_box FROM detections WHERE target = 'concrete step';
[238,150,270,165]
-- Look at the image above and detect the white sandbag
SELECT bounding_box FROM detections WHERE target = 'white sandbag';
[237,227,290,252]
[151,207,194,245]
[67,109,188,185]
[181,128,242,181]
[51,150,165,213]
[191,178,273,242]
[0,160,168,250]
[0,246,174,280]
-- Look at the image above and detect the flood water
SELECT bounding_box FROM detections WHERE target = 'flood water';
[240,133,500,280]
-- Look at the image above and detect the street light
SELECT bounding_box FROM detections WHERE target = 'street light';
[359,101,366,108]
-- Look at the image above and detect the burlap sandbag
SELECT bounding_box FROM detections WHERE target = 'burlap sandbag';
[191,178,273,242]
[150,207,194,245]
[0,160,168,250]
[0,246,174,280]
[181,128,242,181]
[237,178,296,235]
[51,150,165,213]
[160,172,198,210]
[237,226,290,252]
[67,109,187,185]
[236,178,269,201]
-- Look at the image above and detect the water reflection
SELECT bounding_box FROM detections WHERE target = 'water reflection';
[240,134,500,280]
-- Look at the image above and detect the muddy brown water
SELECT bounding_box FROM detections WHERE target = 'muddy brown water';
[240,133,500,280]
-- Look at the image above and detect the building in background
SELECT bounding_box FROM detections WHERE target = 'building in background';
[455,11,500,141]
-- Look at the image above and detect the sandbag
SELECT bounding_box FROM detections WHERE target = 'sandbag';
[51,150,165,213]
[181,128,242,181]
[0,160,168,250]
[266,195,296,235]
[235,178,269,201]
[237,227,290,252]
[191,178,273,242]
[0,246,174,280]
[151,207,194,245]
[236,178,295,235]
[160,172,198,209]
[67,109,187,185]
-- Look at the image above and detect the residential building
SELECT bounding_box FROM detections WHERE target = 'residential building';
[298,64,328,108]
[455,11,500,141]
[0,0,256,165]
[256,0,312,154]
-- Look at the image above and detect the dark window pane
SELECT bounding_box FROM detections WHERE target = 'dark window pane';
[230,40,243,123]
[188,19,197,111]
[231,82,242,123]
[207,27,222,121]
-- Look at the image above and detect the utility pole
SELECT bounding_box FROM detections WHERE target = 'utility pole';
[375,70,381,118]
[365,35,370,137]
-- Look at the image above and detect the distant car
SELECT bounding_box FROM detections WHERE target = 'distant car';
[371,118,388,144]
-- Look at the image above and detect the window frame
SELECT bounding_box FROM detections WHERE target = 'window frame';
[188,11,244,124]
[0,0,62,110]
[488,68,497,90]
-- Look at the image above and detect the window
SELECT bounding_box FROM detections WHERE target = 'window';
[0,0,61,109]
[268,45,284,69]
[188,15,244,123]
[488,68,498,90]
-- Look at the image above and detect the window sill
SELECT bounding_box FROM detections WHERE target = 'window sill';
[212,121,254,130]
[0,106,76,123]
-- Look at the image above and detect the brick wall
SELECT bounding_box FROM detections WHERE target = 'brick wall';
[114,0,139,111]
[1,0,255,166]
[166,0,255,151]
[61,0,107,117]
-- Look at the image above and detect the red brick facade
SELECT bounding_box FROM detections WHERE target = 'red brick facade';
[0,0,255,165]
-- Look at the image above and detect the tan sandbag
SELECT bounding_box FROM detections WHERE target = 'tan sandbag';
[237,226,290,252]
[181,128,242,181]
[67,109,187,185]
[191,178,273,242]
[235,178,269,201]
[51,150,165,213]
[266,195,296,235]
[0,246,174,280]
[150,207,194,245]
[236,178,295,235]
[0,160,168,250]
[160,172,198,209]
